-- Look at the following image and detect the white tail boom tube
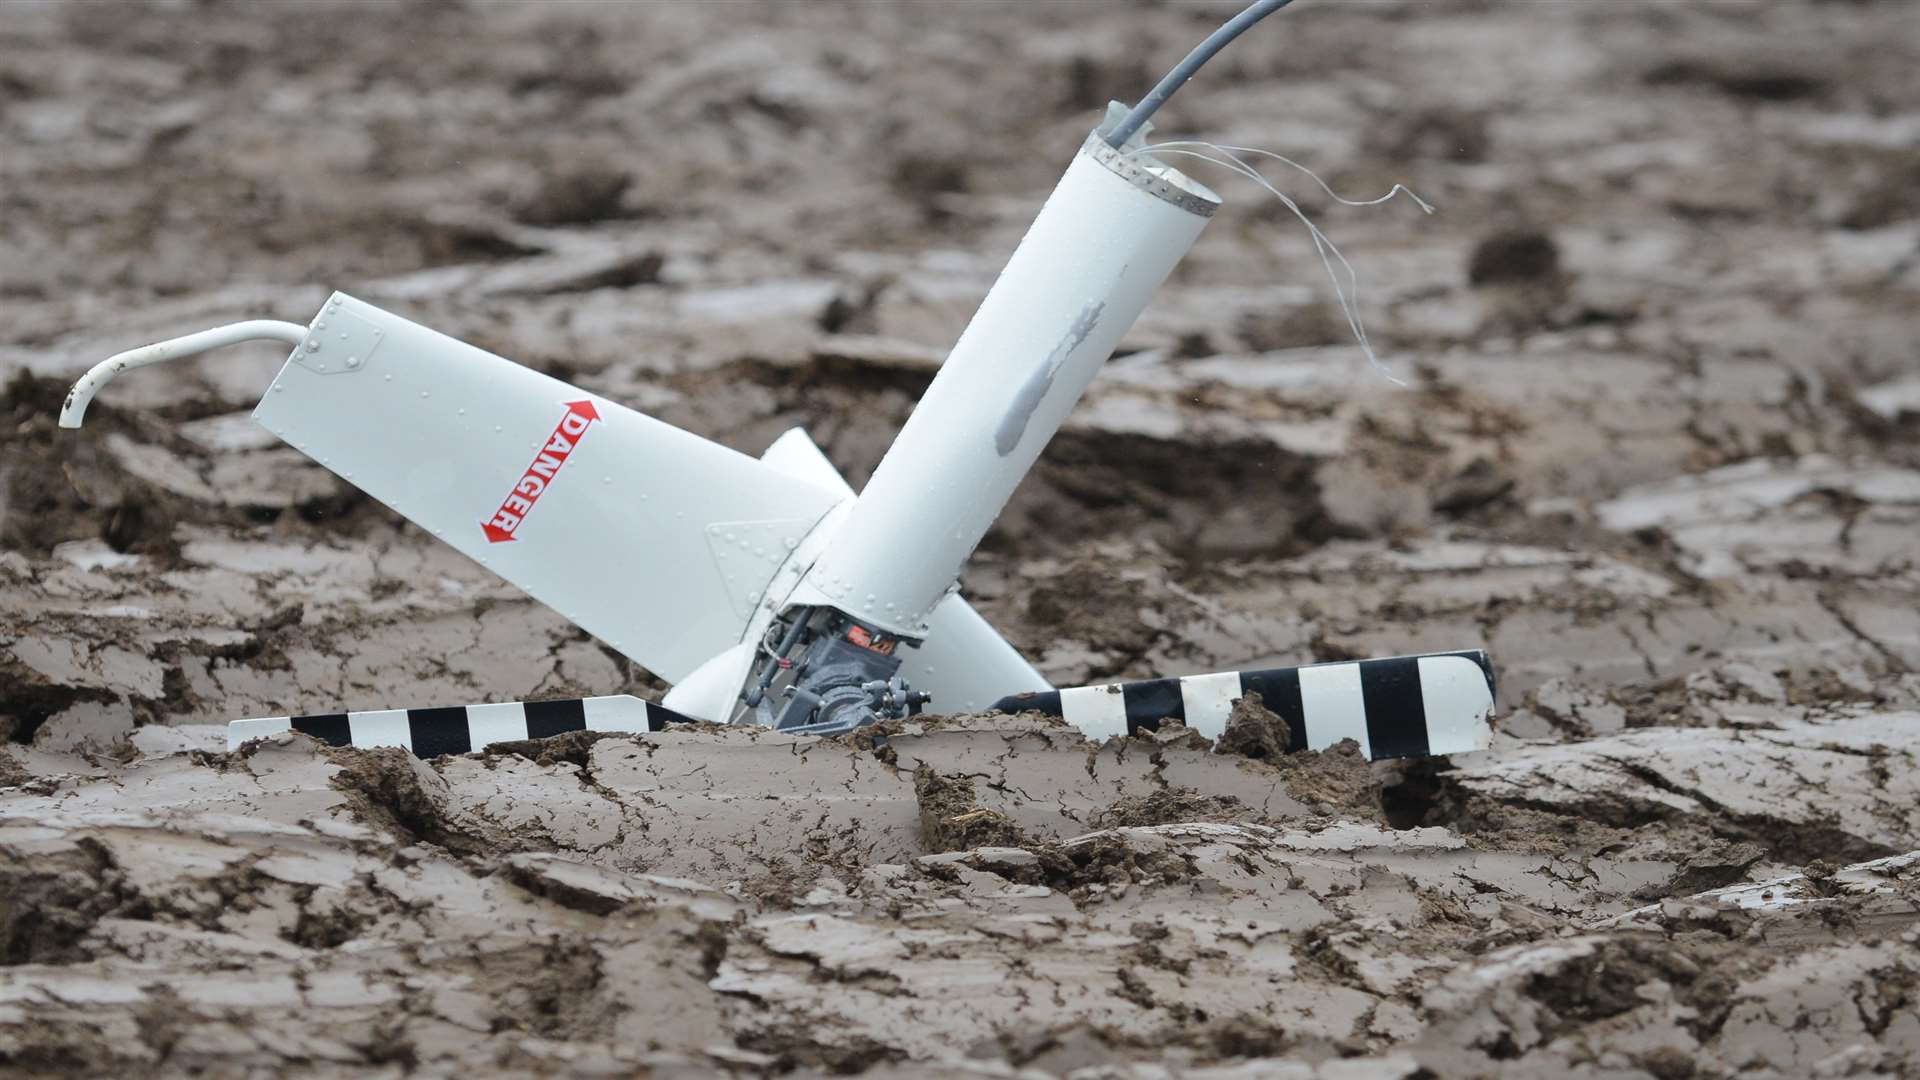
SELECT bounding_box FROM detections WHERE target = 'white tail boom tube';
[789,133,1221,636]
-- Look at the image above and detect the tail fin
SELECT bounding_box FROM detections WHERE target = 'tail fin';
[227,694,695,755]
[252,293,844,684]
[992,650,1496,761]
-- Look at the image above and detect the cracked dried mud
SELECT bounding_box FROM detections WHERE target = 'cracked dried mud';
[2,1,1918,1077]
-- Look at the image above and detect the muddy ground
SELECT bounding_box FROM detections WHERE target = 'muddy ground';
[2,1,1918,1076]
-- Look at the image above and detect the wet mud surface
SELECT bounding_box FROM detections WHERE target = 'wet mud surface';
[2,1,1918,1076]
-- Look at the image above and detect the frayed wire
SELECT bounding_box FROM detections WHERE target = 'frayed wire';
[1122,139,1433,386]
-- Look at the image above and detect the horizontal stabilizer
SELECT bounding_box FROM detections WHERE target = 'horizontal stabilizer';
[227,695,698,756]
[252,293,844,684]
[991,650,1496,761]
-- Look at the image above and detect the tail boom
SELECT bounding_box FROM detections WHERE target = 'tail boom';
[790,134,1221,637]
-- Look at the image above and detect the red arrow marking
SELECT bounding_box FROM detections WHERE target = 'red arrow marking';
[482,399,600,544]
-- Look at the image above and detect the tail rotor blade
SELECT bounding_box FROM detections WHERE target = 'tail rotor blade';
[992,650,1496,761]
[227,694,697,756]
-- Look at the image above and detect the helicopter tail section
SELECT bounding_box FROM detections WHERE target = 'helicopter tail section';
[248,293,845,686]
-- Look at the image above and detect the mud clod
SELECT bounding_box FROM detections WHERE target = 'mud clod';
[511,160,633,226]
[1215,692,1294,761]
[0,838,127,964]
[914,766,1027,853]
[1271,740,1382,819]
[326,745,472,850]
[1467,228,1562,288]
[1644,53,1830,102]
[1093,787,1249,828]
[481,728,634,770]
[0,372,182,559]
[1040,830,1197,892]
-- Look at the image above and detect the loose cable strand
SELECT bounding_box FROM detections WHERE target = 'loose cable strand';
[1125,140,1430,386]
[1151,140,1435,215]
[1105,0,1302,149]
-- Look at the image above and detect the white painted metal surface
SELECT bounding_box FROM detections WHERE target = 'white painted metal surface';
[659,640,757,722]
[465,701,534,749]
[251,292,843,684]
[1059,685,1130,741]
[1176,671,1244,740]
[757,427,1052,710]
[1415,654,1497,756]
[789,136,1219,636]
[1297,661,1370,755]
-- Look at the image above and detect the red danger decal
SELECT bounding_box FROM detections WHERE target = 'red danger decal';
[481,399,600,544]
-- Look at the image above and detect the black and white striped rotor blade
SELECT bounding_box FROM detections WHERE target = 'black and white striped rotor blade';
[227,694,694,756]
[990,650,1496,762]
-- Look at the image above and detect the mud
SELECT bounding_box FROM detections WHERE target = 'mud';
[914,764,1028,854]
[3,1,1918,1076]
[1215,691,1292,759]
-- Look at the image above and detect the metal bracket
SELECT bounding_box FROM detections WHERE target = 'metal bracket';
[291,298,384,375]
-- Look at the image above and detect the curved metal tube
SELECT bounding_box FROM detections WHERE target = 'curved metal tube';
[58,320,309,429]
